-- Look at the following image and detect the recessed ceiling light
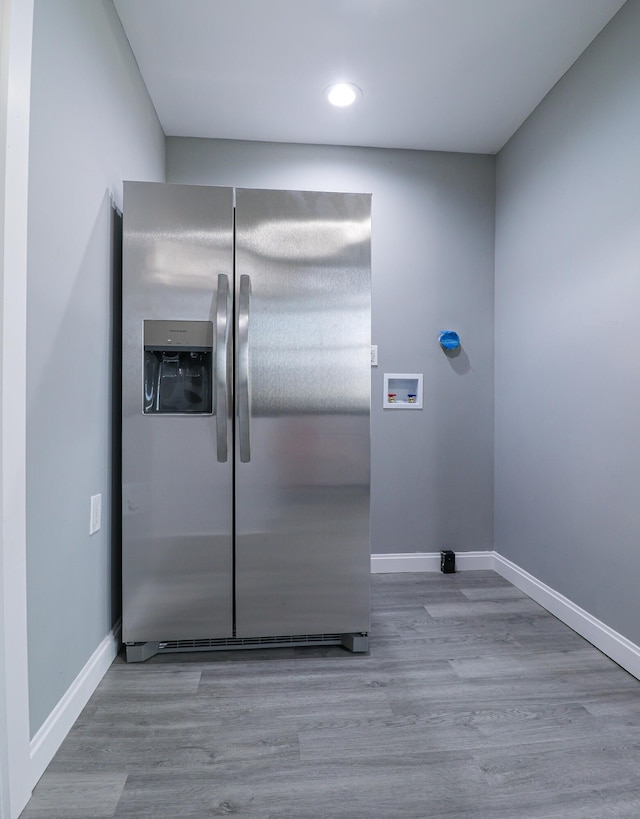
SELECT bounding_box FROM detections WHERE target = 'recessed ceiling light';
[325,82,362,107]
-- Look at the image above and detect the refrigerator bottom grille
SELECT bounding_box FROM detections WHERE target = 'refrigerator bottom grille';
[158,634,344,652]
[125,631,369,661]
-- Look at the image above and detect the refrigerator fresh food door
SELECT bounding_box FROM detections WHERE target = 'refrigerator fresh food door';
[122,182,234,641]
[234,188,371,637]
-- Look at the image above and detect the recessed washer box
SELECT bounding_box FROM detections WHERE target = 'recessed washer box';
[383,373,423,409]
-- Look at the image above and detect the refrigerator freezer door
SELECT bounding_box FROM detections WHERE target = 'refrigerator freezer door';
[122,182,234,641]
[234,188,371,637]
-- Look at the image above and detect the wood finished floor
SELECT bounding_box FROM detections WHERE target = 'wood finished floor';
[20,571,640,818]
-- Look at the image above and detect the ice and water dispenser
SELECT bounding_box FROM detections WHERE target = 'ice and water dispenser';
[143,320,213,414]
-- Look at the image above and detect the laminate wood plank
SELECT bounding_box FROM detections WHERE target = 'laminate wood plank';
[450,657,640,701]
[475,735,640,792]
[373,629,524,661]
[196,664,395,694]
[112,754,487,819]
[506,628,591,653]
[96,667,201,695]
[49,725,301,773]
[298,698,617,761]
[460,585,528,600]
[64,689,394,741]
[425,597,544,619]
[375,607,588,653]
[414,784,640,819]
[19,772,127,819]
[583,694,640,723]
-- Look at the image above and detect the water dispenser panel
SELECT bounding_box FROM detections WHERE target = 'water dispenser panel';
[143,320,213,414]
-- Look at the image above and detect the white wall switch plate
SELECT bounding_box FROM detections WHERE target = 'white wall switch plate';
[371,345,378,366]
[89,493,102,535]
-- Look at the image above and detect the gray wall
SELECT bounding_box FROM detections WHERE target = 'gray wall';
[26,0,164,736]
[495,0,640,643]
[167,138,495,557]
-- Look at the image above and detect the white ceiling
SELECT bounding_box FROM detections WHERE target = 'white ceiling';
[113,0,627,155]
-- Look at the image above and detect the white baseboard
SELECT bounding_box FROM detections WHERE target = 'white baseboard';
[371,550,640,681]
[371,552,441,572]
[29,620,121,786]
[371,551,494,573]
[492,553,640,681]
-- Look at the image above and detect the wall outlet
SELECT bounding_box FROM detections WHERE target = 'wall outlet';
[371,345,378,366]
[89,493,102,535]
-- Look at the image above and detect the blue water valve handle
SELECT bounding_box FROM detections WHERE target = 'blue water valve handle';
[439,330,460,350]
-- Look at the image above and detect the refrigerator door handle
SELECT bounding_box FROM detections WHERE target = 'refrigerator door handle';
[238,273,252,463]
[215,273,231,462]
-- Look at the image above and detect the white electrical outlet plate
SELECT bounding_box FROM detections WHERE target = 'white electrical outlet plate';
[371,345,378,366]
[90,493,102,535]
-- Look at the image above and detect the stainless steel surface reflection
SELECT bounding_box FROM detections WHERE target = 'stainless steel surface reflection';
[234,189,371,637]
[122,183,234,641]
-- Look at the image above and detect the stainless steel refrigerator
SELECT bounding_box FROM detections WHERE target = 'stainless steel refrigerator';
[121,182,371,661]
